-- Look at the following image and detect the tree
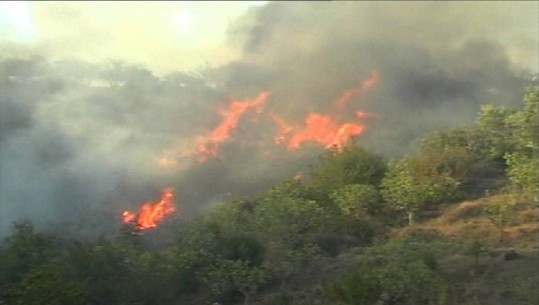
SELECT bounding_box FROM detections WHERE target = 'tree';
[308,143,386,200]
[324,239,449,305]
[475,104,516,161]
[458,225,490,270]
[504,85,538,196]
[207,197,257,237]
[483,199,516,243]
[254,180,330,249]
[0,221,59,287]
[205,259,267,305]
[419,129,477,182]
[217,234,265,267]
[465,238,486,269]
[263,243,321,290]
[323,268,381,305]
[330,184,381,219]
[381,154,461,226]
[0,264,84,305]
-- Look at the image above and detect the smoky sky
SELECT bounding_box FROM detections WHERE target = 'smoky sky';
[0,1,537,236]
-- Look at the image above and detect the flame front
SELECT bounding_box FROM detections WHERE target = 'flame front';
[159,71,379,167]
[272,71,379,152]
[277,113,364,152]
[175,91,270,163]
[122,188,175,230]
[333,71,379,111]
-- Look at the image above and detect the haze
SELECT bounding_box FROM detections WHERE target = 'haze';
[0,1,537,236]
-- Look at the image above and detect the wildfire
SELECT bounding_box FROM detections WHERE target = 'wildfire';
[333,71,380,111]
[182,91,270,163]
[159,71,379,167]
[122,188,175,230]
[271,71,379,152]
[274,113,364,151]
[271,113,294,144]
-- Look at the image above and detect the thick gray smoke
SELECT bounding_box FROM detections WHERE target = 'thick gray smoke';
[0,2,536,236]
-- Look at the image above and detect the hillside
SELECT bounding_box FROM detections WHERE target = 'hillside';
[0,86,537,305]
[255,196,538,305]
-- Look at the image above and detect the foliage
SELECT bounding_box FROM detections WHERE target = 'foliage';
[331,183,381,218]
[323,268,381,305]
[483,200,516,242]
[463,237,487,268]
[263,243,321,290]
[504,85,539,195]
[381,156,460,225]
[505,152,538,194]
[0,264,84,305]
[204,259,267,305]
[475,104,516,160]
[324,239,449,305]
[218,234,265,267]
[254,180,330,249]
[0,85,537,305]
[0,221,59,286]
[308,143,386,199]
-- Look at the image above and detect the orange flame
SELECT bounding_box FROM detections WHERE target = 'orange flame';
[285,113,364,151]
[272,71,379,152]
[184,91,270,163]
[333,71,380,111]
[271,113,294,144]
[159,71,379,167]
[122,188,175,230]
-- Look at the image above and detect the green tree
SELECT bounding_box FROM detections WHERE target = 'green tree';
[0,264,84,305]
[308,143,386,200]
[0,221,59,287]
[323,269,381,305]
[420,129,477,181]
[381,156,460,225]
[459,226,489,270]
[483,200,516,243]
[330,183,381,218]
[504,85,538,195]
[254,180,330,249]
[207,197,257,236]
[324,239,449,305]
[263,243,321,290]
[205,259,267,305]
[217,234,265,267]
[476,104,516,161]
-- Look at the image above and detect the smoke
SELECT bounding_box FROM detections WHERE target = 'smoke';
[221,1,536,154]
[0,2,537,236]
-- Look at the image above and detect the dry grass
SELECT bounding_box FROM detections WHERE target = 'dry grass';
[403,195,539,305]
[405,195,539,248]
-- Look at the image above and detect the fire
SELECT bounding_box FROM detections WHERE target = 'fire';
[271,113,294,144]
[159,71,379,167]
[183,91,270,163]
[284,113,364,151]
[272,71,379,152]
[333,71,380,110]
[122,188,175,230]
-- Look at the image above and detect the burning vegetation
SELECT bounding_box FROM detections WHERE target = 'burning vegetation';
[0,2,537,304]
[159,71,379,169]
[122,188,175,230]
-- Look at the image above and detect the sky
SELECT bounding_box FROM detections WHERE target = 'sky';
[0,1,537,236]
[0,1,267,74]
[1,1,536,74]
